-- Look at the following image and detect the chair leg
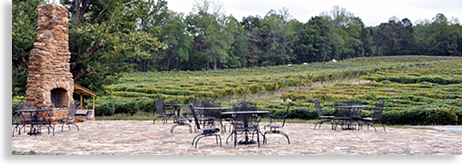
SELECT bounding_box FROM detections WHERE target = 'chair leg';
[263,129,290,144]
[170,124,178,133]
[226,130,234,144]
[195,136,206,148]
[192,135,200,146]
[213,134,223,146]
[73,123,79,131]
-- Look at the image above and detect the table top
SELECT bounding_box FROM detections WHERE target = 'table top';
[221,111,269,115]
[16,109,53,112]
[193,107,230,110]
[172,104,189,107]
[333,106,368,108]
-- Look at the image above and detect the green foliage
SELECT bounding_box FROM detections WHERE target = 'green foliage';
[381,107,458,125]
[95,103,115,116]
[12,0,44,97]
[125,101,140,116]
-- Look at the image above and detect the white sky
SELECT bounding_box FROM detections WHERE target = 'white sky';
[166,0,462,26]
[42,0,462,26]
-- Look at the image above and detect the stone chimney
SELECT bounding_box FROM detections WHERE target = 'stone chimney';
[26,4,73,118]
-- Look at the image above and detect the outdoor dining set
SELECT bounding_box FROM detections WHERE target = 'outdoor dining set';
[12,100,80,137]
[12,96,386,149]
[152,97,386,148]
[153,97,291,148]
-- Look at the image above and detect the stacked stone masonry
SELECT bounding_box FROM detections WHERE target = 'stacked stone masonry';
[26,4,74,120]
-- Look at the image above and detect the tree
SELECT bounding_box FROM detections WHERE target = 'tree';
[260,8,296,65]
[293,16,330,63]
[20,0,167,94]
[226,16,249,68]
[12,0,45,96]
[186,0,235,70]
[241,15,263,67]
[375,19,405,56]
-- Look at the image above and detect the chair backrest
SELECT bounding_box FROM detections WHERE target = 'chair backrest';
[372,100,385,119]
[347,98,362,106]
[314,98,324,117]
[334,98,348,106]
[189,103,202,130]
[21,102,33,110]
[280,102,291,127]
[155,97,166,114]
[15,100,25,110]
[68,102,76,120]
[233,101,258,129]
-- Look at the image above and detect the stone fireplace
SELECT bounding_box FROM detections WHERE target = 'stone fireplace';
[26,4,74,120]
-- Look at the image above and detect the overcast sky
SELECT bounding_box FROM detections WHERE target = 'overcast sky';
[49,0,462,26]
[166,0,462,26]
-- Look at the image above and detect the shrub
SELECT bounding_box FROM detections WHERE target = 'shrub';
[126,101,139,116]
[288,107,318,120]
[381,107,457,125]
[114,103,128,114]
[95,103,115,116]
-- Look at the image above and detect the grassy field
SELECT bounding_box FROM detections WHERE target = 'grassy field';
[85,56,462,125]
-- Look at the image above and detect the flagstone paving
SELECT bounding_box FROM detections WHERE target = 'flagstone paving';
[11,120,462,155]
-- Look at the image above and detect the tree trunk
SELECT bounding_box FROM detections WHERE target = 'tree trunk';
[166,54,171,71]
[72,0,90,24]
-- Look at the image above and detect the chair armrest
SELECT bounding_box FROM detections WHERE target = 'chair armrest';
[267,114,286,124]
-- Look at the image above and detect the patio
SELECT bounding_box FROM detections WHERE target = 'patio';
[11,120,462,155]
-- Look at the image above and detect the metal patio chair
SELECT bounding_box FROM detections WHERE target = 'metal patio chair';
[189,104,222,148]
[153,97,175,124]
[360,100,386,132]
[262,102,291,144]
[55,102,79,132]
[313,98,335,130]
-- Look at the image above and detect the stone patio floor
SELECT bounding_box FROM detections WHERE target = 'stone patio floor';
[11,120,462,155]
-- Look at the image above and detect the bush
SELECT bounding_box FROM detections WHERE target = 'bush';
[288,107,318,120]
[126,101,139,116]
[114,103,128,114]
[95,103,115,116]
[381,107,457,125]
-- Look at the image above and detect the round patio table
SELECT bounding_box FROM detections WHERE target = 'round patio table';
[222,111,269,145]
[332,106,367,130]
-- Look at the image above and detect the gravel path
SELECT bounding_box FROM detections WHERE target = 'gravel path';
[11,120,462,155]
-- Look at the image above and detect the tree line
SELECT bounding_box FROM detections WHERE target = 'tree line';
[12,0,462,96]
[148,0,462,71]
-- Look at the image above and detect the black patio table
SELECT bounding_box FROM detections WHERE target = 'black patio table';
[332,106,367,130]
[222,111,269,145]
[16,109,53,136]
[171,104,190,118]
[193,106,230,129]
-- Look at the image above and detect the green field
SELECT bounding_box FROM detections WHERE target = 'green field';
[85,56,462,125]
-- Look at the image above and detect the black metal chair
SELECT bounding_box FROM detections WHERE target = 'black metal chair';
[153,97,175,124]
[55,102,79,132]
[11,110,22,137]
[226,101,261,147]
[31,103,55,136]
[189,103,222,148]
[313,98,335,130]
[12,100,26,137]
[170,107,193,133]
[194,98,220,130]
[262,102,291,144]
[360,100,386,132]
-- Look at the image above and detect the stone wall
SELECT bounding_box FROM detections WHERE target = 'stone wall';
[26,4,74,119]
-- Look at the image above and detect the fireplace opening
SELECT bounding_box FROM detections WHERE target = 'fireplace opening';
[51,88,68,108]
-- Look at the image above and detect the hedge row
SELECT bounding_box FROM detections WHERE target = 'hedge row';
[95,101,140,116]
[271,106,460,125]
[373,76,462,85]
